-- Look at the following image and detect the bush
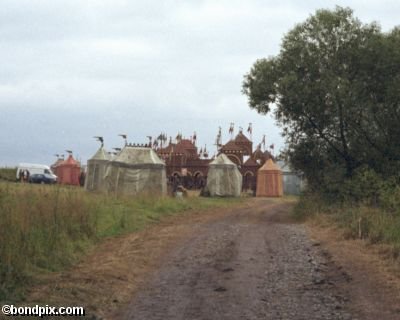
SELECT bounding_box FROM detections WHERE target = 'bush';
[311,167,400,214]
[340,167,384,205]
[379,184,400,214]
[292,191,336,220]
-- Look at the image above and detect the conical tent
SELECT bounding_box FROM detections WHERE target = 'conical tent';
[85,146,111,192]
[56,155,81,186]
[104,147,167,196]
[256,159,283,197]
[205,154,242,197]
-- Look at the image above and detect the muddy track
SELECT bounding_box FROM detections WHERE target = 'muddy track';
[119,200,354,320]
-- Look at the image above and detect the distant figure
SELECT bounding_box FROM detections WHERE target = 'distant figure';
[200,186,210,197]
[24,170,30,183]
[18,170,23,182]
[175,185,188,198]
[79,171,86,187]
[252,183,257,197]
[199,177,206,189]
[172,176,180,193]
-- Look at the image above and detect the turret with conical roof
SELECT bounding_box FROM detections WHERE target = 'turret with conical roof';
[85,146,111,191]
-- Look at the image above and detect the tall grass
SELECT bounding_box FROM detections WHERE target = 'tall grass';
[0,167,16,182]
[294,191,400,259]
[0,182,241,302]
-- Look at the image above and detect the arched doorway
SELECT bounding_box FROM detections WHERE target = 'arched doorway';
[182,171,193,189]
[193,171,206,189]
[243,171,255,192]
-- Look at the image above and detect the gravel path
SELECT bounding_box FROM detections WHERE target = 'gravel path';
[122,200,353,320]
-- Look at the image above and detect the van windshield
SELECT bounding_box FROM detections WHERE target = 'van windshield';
[44,169,51,174]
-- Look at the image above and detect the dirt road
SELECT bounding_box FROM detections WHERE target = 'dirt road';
[29,198,400,319]
[119,199,376,320]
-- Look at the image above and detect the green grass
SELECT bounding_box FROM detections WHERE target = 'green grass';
[0,167,16,182]
[0,182,242,302]
[294,192,400,258]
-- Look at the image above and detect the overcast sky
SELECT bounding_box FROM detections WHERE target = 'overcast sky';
[1,0,399,166]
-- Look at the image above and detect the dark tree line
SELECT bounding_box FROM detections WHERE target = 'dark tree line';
[243,7,400,194]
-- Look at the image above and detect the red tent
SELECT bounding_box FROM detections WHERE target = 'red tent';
[55,155,81,186]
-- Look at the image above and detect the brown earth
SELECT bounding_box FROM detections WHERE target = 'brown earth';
[307,218,400,320]
[28,198,400,320]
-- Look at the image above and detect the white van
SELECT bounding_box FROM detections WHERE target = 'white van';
[16,163,57,182]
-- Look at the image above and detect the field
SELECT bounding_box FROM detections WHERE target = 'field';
[0,181,242,302]
[0,167,16,182]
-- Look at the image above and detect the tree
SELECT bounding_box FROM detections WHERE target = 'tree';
[243,7,400,190]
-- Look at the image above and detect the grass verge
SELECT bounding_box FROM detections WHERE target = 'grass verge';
[293,192,400,260]
[0,182,243,302]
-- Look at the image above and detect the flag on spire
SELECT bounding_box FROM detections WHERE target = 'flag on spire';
[247,123,252,134]
[215,126,222,149]
[229,123,234,135]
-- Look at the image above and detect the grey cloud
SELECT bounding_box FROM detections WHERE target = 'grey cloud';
[1,0,399,166]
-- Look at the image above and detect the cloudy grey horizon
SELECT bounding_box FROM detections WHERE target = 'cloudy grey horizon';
[1,0,399,167]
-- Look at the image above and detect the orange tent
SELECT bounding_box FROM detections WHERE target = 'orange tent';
[256,159,283,197]
[55,155,81,186]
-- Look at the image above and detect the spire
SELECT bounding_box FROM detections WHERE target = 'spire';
[229,122,234,139]
[262,134,266,151]
[193,131,197,145]
[203,144,208,158]
[247,123,252,141]
[215,126,222,152]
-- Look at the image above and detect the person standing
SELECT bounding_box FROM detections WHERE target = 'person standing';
[23,170,28,183]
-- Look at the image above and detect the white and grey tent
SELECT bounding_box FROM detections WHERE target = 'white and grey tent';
[85,146,111,192]
[276,160,305,195]
[205,153,242,197]
[104,147,167,196]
